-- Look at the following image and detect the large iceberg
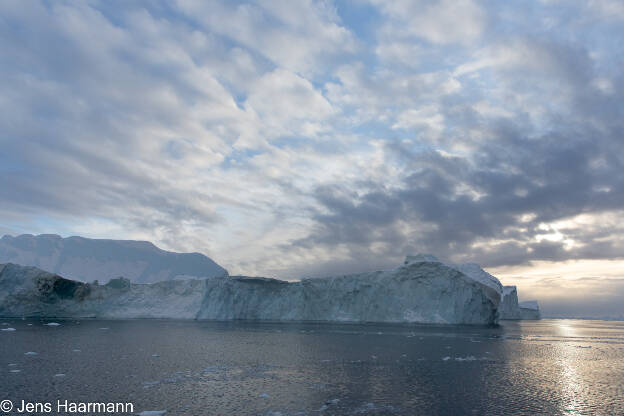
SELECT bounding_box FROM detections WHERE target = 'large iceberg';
[0,256,501,324]
[500,286,522,320]
[519,301,541,320]
[416,255,540,320]
[449,262,504,295]
[0,234,228,283]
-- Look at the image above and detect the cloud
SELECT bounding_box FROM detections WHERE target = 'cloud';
[371,0,485,45]
[175,0,357,75]
[1,0,623,316]
[245,68,336,139]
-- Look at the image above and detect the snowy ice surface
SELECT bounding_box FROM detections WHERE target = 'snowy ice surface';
[450,263,503,295]
[0,234,227,284]
[0,257,501,324]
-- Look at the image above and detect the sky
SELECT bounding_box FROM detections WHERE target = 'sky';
[1,0,623,318]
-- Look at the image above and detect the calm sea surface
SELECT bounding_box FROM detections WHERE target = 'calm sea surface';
[1,319,623,415]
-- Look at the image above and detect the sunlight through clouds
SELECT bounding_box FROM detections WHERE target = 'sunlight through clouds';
[1,0,623,316]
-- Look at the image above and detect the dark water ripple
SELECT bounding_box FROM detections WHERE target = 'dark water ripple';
[1,319,623,415]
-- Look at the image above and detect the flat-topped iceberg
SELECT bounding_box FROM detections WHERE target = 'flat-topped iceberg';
[519,301,541,320]
[0,256,501,324]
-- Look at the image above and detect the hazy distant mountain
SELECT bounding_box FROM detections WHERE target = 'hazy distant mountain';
[0,234,228,284]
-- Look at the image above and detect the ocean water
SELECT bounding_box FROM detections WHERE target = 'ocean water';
[1,319,623,415]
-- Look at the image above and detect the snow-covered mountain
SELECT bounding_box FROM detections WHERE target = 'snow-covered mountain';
[0,256,501,324]
[0,234,227,283]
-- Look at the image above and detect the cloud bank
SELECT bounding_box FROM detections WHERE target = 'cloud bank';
[1,0,623,316]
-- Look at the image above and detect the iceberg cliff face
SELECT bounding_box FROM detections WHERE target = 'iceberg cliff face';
[0,258,501,324]
[406,256,540,321]
[451,263,503,294]
[0,264,206,319]
[0,234,228,283]
[519,300,541,320]
[198,260,501,324]
[500,286,522,319]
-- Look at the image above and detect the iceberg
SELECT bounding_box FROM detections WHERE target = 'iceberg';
[0,234,228,284]
[0,256,501,324]
[519,300,541,320]
[413,256,540,321]
[500,286,522,320]
[449,262,503,295]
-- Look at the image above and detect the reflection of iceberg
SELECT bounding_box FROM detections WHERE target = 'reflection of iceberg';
[0,257,501,324]
[519,301,541,320]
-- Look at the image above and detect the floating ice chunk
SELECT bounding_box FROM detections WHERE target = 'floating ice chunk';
[54,373,66,377]
[442,356,451,361]
[259,393,270,399]
[99,328,109,330]
[45,322,61,326]
[1,328,16,331]
[25,351,38,355]
[142,381,160,389]
[72,349,81,352]
[8,363,17,366]
[151,354,160,357]
[137,411,166,416]
[10,369,21,373]
[27,324,32,326]
[454,356,477,361]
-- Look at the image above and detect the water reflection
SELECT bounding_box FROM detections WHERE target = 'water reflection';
[556,321,583,415]
[1,319,622,415]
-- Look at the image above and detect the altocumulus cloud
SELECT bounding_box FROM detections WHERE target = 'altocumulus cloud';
[1,0,623,316]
